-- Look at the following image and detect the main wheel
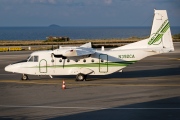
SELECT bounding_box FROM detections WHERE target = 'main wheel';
[76,73,85,81]
[21,74,28,80]
[84,75,87,81]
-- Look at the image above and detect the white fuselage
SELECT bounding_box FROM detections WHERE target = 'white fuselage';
[5,48,157,76]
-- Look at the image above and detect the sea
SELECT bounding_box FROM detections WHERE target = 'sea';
[0,26,180,40]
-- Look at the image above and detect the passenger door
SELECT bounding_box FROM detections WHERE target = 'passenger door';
[39,59,47,73]
[99,54,108,73]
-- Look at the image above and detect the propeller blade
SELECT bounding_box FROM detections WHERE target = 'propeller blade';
[63,59,65,68]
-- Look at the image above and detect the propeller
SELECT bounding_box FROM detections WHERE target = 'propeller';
[62,58,65,68]
[51,53,67,68]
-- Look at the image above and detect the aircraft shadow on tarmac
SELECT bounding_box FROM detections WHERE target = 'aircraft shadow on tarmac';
[54,67,180,81]
[45,96,180,120]
[1,96,180,120]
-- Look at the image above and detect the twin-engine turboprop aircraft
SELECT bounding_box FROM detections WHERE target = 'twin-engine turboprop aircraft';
[5,10,174,81]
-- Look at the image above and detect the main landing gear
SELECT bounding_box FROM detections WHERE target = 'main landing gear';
[21,74,29,80]
[76,73,87,81]
[21,74,87,81]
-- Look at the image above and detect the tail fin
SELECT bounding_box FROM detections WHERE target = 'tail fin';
[148,10,174,51]
[111,10,174,52]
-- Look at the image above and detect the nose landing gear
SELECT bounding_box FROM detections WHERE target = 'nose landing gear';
[21,74,29,80]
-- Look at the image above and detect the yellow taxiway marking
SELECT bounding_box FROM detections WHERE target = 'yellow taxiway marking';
[0,80,180,87]
[168,58,180,60]
[152,56,180,60]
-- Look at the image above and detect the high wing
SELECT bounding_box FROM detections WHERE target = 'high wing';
[52,42,95,57]
[62,47,95,57]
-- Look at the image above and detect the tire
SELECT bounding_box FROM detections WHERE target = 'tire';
[21,74,28,80]
[76,73,85,81]
[84,75,87,81]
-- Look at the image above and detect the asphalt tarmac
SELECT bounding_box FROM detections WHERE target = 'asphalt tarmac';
[0,43,180,120]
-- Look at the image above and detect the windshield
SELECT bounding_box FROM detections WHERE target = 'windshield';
[28,56,33,62]
[11,55,38,65]
[27,56,31,61]
[27,56,39,62]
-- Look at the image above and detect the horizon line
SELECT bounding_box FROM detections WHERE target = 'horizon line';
[0,26,180,27]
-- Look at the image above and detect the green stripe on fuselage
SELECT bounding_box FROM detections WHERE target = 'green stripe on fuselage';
[30,61,137,68]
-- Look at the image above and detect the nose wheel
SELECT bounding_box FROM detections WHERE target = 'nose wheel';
[21,74,29,80]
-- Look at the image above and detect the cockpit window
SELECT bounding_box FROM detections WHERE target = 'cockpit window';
[34,56,39,62]
[28,56,33,62]
[28,56,38,62]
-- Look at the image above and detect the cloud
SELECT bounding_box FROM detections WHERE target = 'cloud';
[104,0,112,5]
[30,0,56,4]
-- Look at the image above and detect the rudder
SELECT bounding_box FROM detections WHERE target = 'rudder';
[148,10,174,51]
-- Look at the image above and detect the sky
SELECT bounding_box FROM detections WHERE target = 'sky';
[0,0,179,27]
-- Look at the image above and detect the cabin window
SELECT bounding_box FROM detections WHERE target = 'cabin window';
[91,59,94,62]
[67,59,70,62]
[59,59,62,62]
[75,59,78,62]
[51,59,54,62]
[101,59,104,63]
[83,59,86,63]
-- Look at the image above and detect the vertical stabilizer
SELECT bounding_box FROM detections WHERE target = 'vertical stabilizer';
[111,10,174,52]
[148,10,174,51]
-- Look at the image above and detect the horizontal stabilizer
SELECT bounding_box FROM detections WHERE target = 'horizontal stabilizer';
[80,42,92,48]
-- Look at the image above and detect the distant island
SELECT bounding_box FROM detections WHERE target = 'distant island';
[48,24,61,28]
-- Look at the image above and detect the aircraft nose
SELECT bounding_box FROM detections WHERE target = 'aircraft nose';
[5,65,13,72]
